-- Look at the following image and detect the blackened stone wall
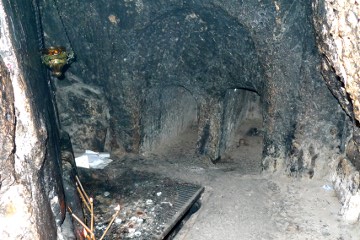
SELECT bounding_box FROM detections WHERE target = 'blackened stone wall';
[0,0,69,238]
[41,0,347,176]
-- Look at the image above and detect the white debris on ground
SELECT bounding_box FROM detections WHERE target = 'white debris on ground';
[76,167,199,239]
[75,150,113,169]
[92,196,173,239]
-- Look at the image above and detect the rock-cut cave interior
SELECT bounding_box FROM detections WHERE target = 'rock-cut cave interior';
[1,0,360,239]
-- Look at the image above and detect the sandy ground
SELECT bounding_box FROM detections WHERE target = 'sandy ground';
[104,120,360,239]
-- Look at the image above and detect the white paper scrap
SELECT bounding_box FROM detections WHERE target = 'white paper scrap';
[74,155,90,168]
[75,150,113,169]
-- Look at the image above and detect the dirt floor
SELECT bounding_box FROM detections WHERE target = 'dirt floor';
[78,120,360,239]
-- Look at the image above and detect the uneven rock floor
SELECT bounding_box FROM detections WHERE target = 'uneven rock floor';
[79,121,360,239]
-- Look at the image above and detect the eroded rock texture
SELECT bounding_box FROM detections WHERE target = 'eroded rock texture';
[0,0,356,230]
[313,0,360,223]
[313,0,360,166]
[55,78,110,152]
[333,158,360,223]
[0,1,69,239]
[38,0,350,176]
[0,53,17,240]
[313,0,360,121]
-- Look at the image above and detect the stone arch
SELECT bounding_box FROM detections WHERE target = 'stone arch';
[195,87,262,163]
[219,88,262,157]
[122,6,264,94]
[120,6,266,160]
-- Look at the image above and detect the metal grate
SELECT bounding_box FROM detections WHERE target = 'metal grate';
[79,168,204,239]
[156,184,204,239]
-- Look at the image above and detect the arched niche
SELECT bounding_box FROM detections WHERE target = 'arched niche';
[219,88,258,151]
[218,88,263,171]
[140,86,198,154]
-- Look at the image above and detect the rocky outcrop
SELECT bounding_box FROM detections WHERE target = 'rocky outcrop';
[313,0,360,169]
[313,0,360,223]
[313,0,360,122]
[333,158,360,223]
[55,76,110,153]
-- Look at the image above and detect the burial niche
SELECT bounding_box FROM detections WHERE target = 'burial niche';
[140,86,198,155]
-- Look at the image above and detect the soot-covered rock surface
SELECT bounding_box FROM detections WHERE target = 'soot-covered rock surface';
[0,1,67,239]
[41,0,348,176]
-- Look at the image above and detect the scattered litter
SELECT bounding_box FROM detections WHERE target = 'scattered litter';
[78,169,204,239]
[75,150,112,169]
[322,184,333,191]
[103,191,110,197]
[95,224,106,230]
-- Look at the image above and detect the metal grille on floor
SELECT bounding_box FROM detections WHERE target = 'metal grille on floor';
[79,168,204,239]
[156,184,204,239]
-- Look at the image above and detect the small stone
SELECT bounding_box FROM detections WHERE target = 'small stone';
[95,195,105,203]
[146,199,153,205]
[156,192,162,196]
[108,14,120,25]
[134,231,142,237]
[115,218,122,224]
[103,191,110,197]
[136,209,145,217]
[96,224,106,230]
[130,216,138,222]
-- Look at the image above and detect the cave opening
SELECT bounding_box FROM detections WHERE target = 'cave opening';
[217,88,263,173]
[2,0,360,239]
[139,85,263,174]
